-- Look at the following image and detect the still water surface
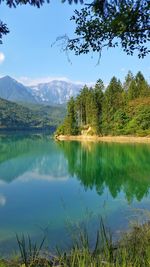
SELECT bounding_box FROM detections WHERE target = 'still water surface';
[0,134,150,254]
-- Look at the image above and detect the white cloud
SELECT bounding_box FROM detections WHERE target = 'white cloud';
[17,76,95,87]
[0,52,5,64]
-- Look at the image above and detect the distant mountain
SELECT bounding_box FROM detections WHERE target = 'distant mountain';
[0,98,66,130]
[0,75,85,105]
[0,76,37,103]
[30,80,83,105]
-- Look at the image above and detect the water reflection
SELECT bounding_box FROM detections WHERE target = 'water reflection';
[1,135,150,202]
[58,141,150,202]
[0,134,68,182]
[0,134,150,255]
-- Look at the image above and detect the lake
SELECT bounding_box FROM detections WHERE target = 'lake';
[0,134,150,255]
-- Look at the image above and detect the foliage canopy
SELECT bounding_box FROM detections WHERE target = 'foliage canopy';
[0,0,149,57]
[67,0,150,58]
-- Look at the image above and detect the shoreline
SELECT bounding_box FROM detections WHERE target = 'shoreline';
[55,134,150,144]
[2,222,150,266]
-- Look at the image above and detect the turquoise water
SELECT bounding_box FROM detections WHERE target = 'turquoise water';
[0,134,150,254]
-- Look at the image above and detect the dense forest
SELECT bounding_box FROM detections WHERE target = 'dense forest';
[56,71,150,136]
[0,98,66,130]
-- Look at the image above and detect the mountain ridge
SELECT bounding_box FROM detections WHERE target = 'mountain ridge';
[0,76,84,105]
[0,76,37,104]
[30,80,83,104]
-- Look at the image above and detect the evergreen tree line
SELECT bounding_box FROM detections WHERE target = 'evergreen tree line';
[56,71,150,136]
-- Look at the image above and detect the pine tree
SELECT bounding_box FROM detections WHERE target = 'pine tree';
[93,79,104,134]
[135,72,150,98]
[127,72,150,100]
[64,97,78,135]
[123,71,134,92]
[102,77,123,134]
[76,85,89,126]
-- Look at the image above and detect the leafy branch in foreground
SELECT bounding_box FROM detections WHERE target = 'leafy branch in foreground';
[1,0,149,59]
[0,21,9,44]
[67,0,150,58]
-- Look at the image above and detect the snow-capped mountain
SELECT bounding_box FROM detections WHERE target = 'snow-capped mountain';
[30,80,83,105]
[0,76,84,105]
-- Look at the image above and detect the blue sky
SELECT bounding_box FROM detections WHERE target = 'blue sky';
[0,0,150,86]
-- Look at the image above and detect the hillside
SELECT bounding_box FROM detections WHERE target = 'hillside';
[0,98,66,130]
[21,102,66,126]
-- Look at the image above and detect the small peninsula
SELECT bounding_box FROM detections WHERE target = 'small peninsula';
[55,72,150,143]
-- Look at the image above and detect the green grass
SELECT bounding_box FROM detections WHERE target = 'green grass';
[1,221,150,266]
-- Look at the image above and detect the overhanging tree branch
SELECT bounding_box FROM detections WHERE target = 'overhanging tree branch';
[66,0,150,58]
[0,0,149,58]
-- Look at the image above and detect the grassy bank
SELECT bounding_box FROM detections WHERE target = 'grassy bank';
[55,134,150,144]
[1,221,150,267]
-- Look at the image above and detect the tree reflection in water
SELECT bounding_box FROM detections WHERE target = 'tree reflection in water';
[58,141,150,203]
